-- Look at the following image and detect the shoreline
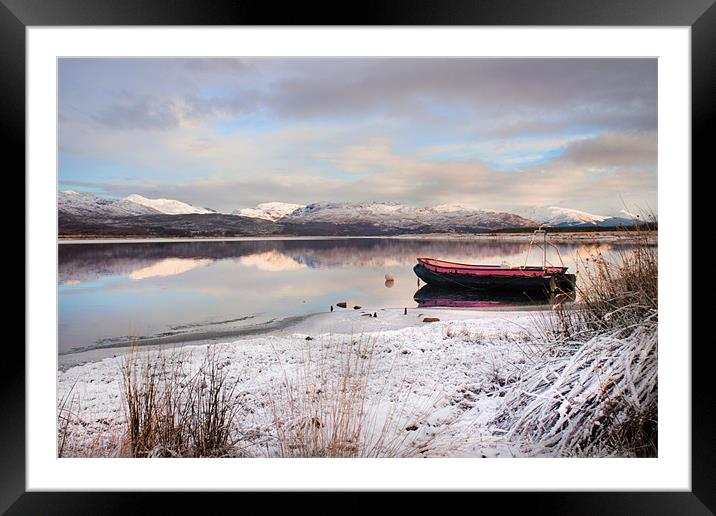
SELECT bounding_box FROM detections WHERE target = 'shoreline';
[57,306,547,371]
[57,307,545,457]
[58,230,656,245]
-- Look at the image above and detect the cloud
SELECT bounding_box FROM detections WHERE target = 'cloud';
[92,91,265,131]
[59,58,658,216]
[62,58,656,135]
[64,128,656,217]
[94,94,182,130]
[260,59,656,131]
[557,131,657,168]
[419,133,596,169]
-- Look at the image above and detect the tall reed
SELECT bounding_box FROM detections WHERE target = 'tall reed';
[541,224,657,344]
[120,345,242,457]
[494,223,658,457]
[264,336,452,458]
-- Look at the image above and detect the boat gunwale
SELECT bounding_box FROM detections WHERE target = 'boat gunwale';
[416,257,567,273]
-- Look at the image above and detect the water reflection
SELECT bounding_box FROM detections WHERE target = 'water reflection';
[58,239,624,284]
[239,250,306,271]
[413,285,576,309]
[128,257,212,280]
[58,238,634,356]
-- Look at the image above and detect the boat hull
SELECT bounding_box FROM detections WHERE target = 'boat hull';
[413,263,576,292]
[413,285,574,308]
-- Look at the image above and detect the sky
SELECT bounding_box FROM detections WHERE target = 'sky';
[58,58,657,216]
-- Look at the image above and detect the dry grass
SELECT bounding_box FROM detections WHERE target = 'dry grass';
[540,224,657,344]
[60,336,460,458]
[120,345,242,457]
[57,382,78,457]
[493,224,658,457]
[262,336,455,458]
[494,325,657,457]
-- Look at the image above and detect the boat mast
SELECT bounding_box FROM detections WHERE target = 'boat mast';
[534,225,547,271]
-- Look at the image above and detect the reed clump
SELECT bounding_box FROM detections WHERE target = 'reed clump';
[263,337,451,458]
[60,337,457,458]
[120,345,242,457]
[494,223,658,457]
[542,226,657,344]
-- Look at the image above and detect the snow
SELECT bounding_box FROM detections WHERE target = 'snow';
[280,201,535,230]
[517,206,608,226]
[61,191,640,233]
[124,194,214,215]
[432,204,469,213]
[57,308,548,458]
[58,191,215,217]
[233,202,305,221]
[59,190,161,217]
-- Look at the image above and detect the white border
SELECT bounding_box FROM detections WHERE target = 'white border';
[27,27,690,491]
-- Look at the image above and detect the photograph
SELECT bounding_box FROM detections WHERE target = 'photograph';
[56,56,659,460]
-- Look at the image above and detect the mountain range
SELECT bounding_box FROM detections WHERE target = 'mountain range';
[58,191,644,238]
[514,206,637,228]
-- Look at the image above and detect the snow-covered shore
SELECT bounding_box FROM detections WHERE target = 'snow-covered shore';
[58,308,549,458]
[58,307,546,370]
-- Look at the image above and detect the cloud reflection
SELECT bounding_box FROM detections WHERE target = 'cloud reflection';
[127,257,212,280]
[239,250,307,272]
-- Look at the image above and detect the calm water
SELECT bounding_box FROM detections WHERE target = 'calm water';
[58,237,631,356]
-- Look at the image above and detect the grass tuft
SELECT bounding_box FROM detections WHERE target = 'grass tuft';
[494,221,658,457]
[263,336,453,458]
[120,345,242,457]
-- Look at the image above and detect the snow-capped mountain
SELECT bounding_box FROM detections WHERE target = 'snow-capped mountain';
[60,191,648,238]
[59,191,215,217]
[517,206,608,226]
[124,194,214,215]
[232,202,305,221]
[516,206,639,227]
[59,190,162,217]
[279,201,536,231]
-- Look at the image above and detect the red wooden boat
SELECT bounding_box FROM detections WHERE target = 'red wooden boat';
[413,229,576,292]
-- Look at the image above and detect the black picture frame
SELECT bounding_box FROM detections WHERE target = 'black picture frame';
[6,0,712,512]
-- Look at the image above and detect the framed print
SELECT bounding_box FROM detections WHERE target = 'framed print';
[7,0,713,511]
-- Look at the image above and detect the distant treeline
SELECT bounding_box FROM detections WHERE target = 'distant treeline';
[487,223,657,234]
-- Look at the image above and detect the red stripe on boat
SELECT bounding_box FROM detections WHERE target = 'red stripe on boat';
[416,257,567,277]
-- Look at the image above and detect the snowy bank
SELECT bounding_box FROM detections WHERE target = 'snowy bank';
[58,309,544,458]
[58,305,656,458]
